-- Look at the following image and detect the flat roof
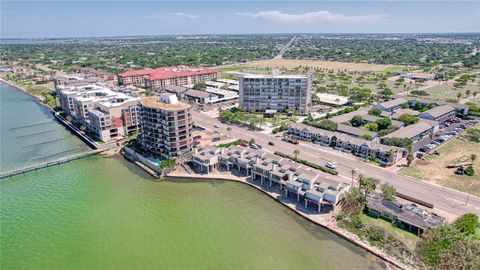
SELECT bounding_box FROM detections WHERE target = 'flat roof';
[336,124,377,138]
[366,194,444,230]
[241,74,310,79]
[316,93,349,105]
[420,104,455,119]
[383,122,433,139]
[376,98,408,110]
[140,96,190,111]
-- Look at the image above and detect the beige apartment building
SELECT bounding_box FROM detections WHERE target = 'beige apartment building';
[118,66,218,90]
[139,94,193,159]
[56,77,140,142]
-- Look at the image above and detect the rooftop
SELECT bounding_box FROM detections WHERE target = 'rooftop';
[336,124,378,138]
[140,96,190,111]
[376,98,408,110]
[383,121,433,139]
[366,194,444,230]
[119,66,217,81]
[420,104,455,118]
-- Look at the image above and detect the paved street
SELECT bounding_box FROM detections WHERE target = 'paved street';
[192,110,480,220]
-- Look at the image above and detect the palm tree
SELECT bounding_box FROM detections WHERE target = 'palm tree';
[406,142,414,167]
[471,154,477,166]
[226,126,232,136]
[293,149,300,160]
[350,169,357,187]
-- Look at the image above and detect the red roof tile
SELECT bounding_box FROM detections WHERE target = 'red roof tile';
[119,66,217,80]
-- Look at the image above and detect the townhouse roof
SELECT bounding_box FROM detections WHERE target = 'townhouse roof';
[376,98,408,110]
[391,108,420,119]
[164,85,189,94]
[336,124,378,138]
[185,89,213,99]
[366,194,444,230]
[420,104,455,119]
[383,122,433,139]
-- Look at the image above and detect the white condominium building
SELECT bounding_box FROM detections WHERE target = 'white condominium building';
[239,74,312,115]
[56,78,140,142]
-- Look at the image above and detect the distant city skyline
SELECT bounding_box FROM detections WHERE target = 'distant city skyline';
[1,1,479,38]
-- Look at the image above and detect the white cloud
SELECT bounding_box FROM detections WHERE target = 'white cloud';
[235,10,385,24]
[169,12,201,19]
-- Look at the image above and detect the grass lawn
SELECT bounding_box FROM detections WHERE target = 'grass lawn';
[401,137,480,196]
[422,82,480,102]
[246,59,399,72]
[360,214,419,251]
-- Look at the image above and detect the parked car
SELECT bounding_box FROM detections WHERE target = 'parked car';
[214,125,219,128]
[212,137,221,142]
[240,142,248,147]
[455,166,465,175]
[268,141,275,146]
[250,144,259,150]
[325,162,336,170]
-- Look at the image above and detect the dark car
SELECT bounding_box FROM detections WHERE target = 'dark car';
[455,166,464,175]
[268,141,274,146]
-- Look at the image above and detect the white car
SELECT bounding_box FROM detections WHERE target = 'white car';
[325,162,336,170]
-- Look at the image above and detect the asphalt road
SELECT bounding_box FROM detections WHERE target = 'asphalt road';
[192,111,480,219]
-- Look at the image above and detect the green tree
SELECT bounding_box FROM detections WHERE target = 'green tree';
[293,149,300,159]
[249,138,255,145]
[339,187,367,215]
[376,118,392,130]
[380,183,397,202]
[193,82,207,90]
[358,174,379,194]
[454,213,478,235]
[350,115,364,127]
[316,119,338,131]
[398,114,419,125]
[368,108,382,116]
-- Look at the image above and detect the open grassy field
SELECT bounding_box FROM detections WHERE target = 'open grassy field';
[401,137,480,196]
[421,82,480,102]
[244,59,401,72]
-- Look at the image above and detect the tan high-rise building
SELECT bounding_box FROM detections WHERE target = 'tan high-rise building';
[139,94,193,159]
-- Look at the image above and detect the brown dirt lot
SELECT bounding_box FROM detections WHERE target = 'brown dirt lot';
[243,59,397,72]
[401,138,480,196]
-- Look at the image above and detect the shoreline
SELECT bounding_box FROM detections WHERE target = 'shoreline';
[166,171,410,270]
[0,78,408,269]
[0,78,48,105]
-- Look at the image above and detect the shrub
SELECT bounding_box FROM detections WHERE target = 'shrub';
[368,108,382,116]
[464,127,480,142]
[316,119,338,131]
[463,165,475,176]
[454,213,479,235]
[397,114,419,125]
[274,151,338,175]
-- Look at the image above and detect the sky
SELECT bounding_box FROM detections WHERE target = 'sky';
[1,1,479,38]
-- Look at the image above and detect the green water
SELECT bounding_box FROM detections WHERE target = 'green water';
[0,156,384,269]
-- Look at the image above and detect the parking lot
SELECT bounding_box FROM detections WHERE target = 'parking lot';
[415,118,478,155]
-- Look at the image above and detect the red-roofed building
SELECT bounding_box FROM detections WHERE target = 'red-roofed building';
[118,66,218,89]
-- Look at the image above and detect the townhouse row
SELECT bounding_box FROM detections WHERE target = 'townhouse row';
[287,123,403,166]
[189,146,349,213]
